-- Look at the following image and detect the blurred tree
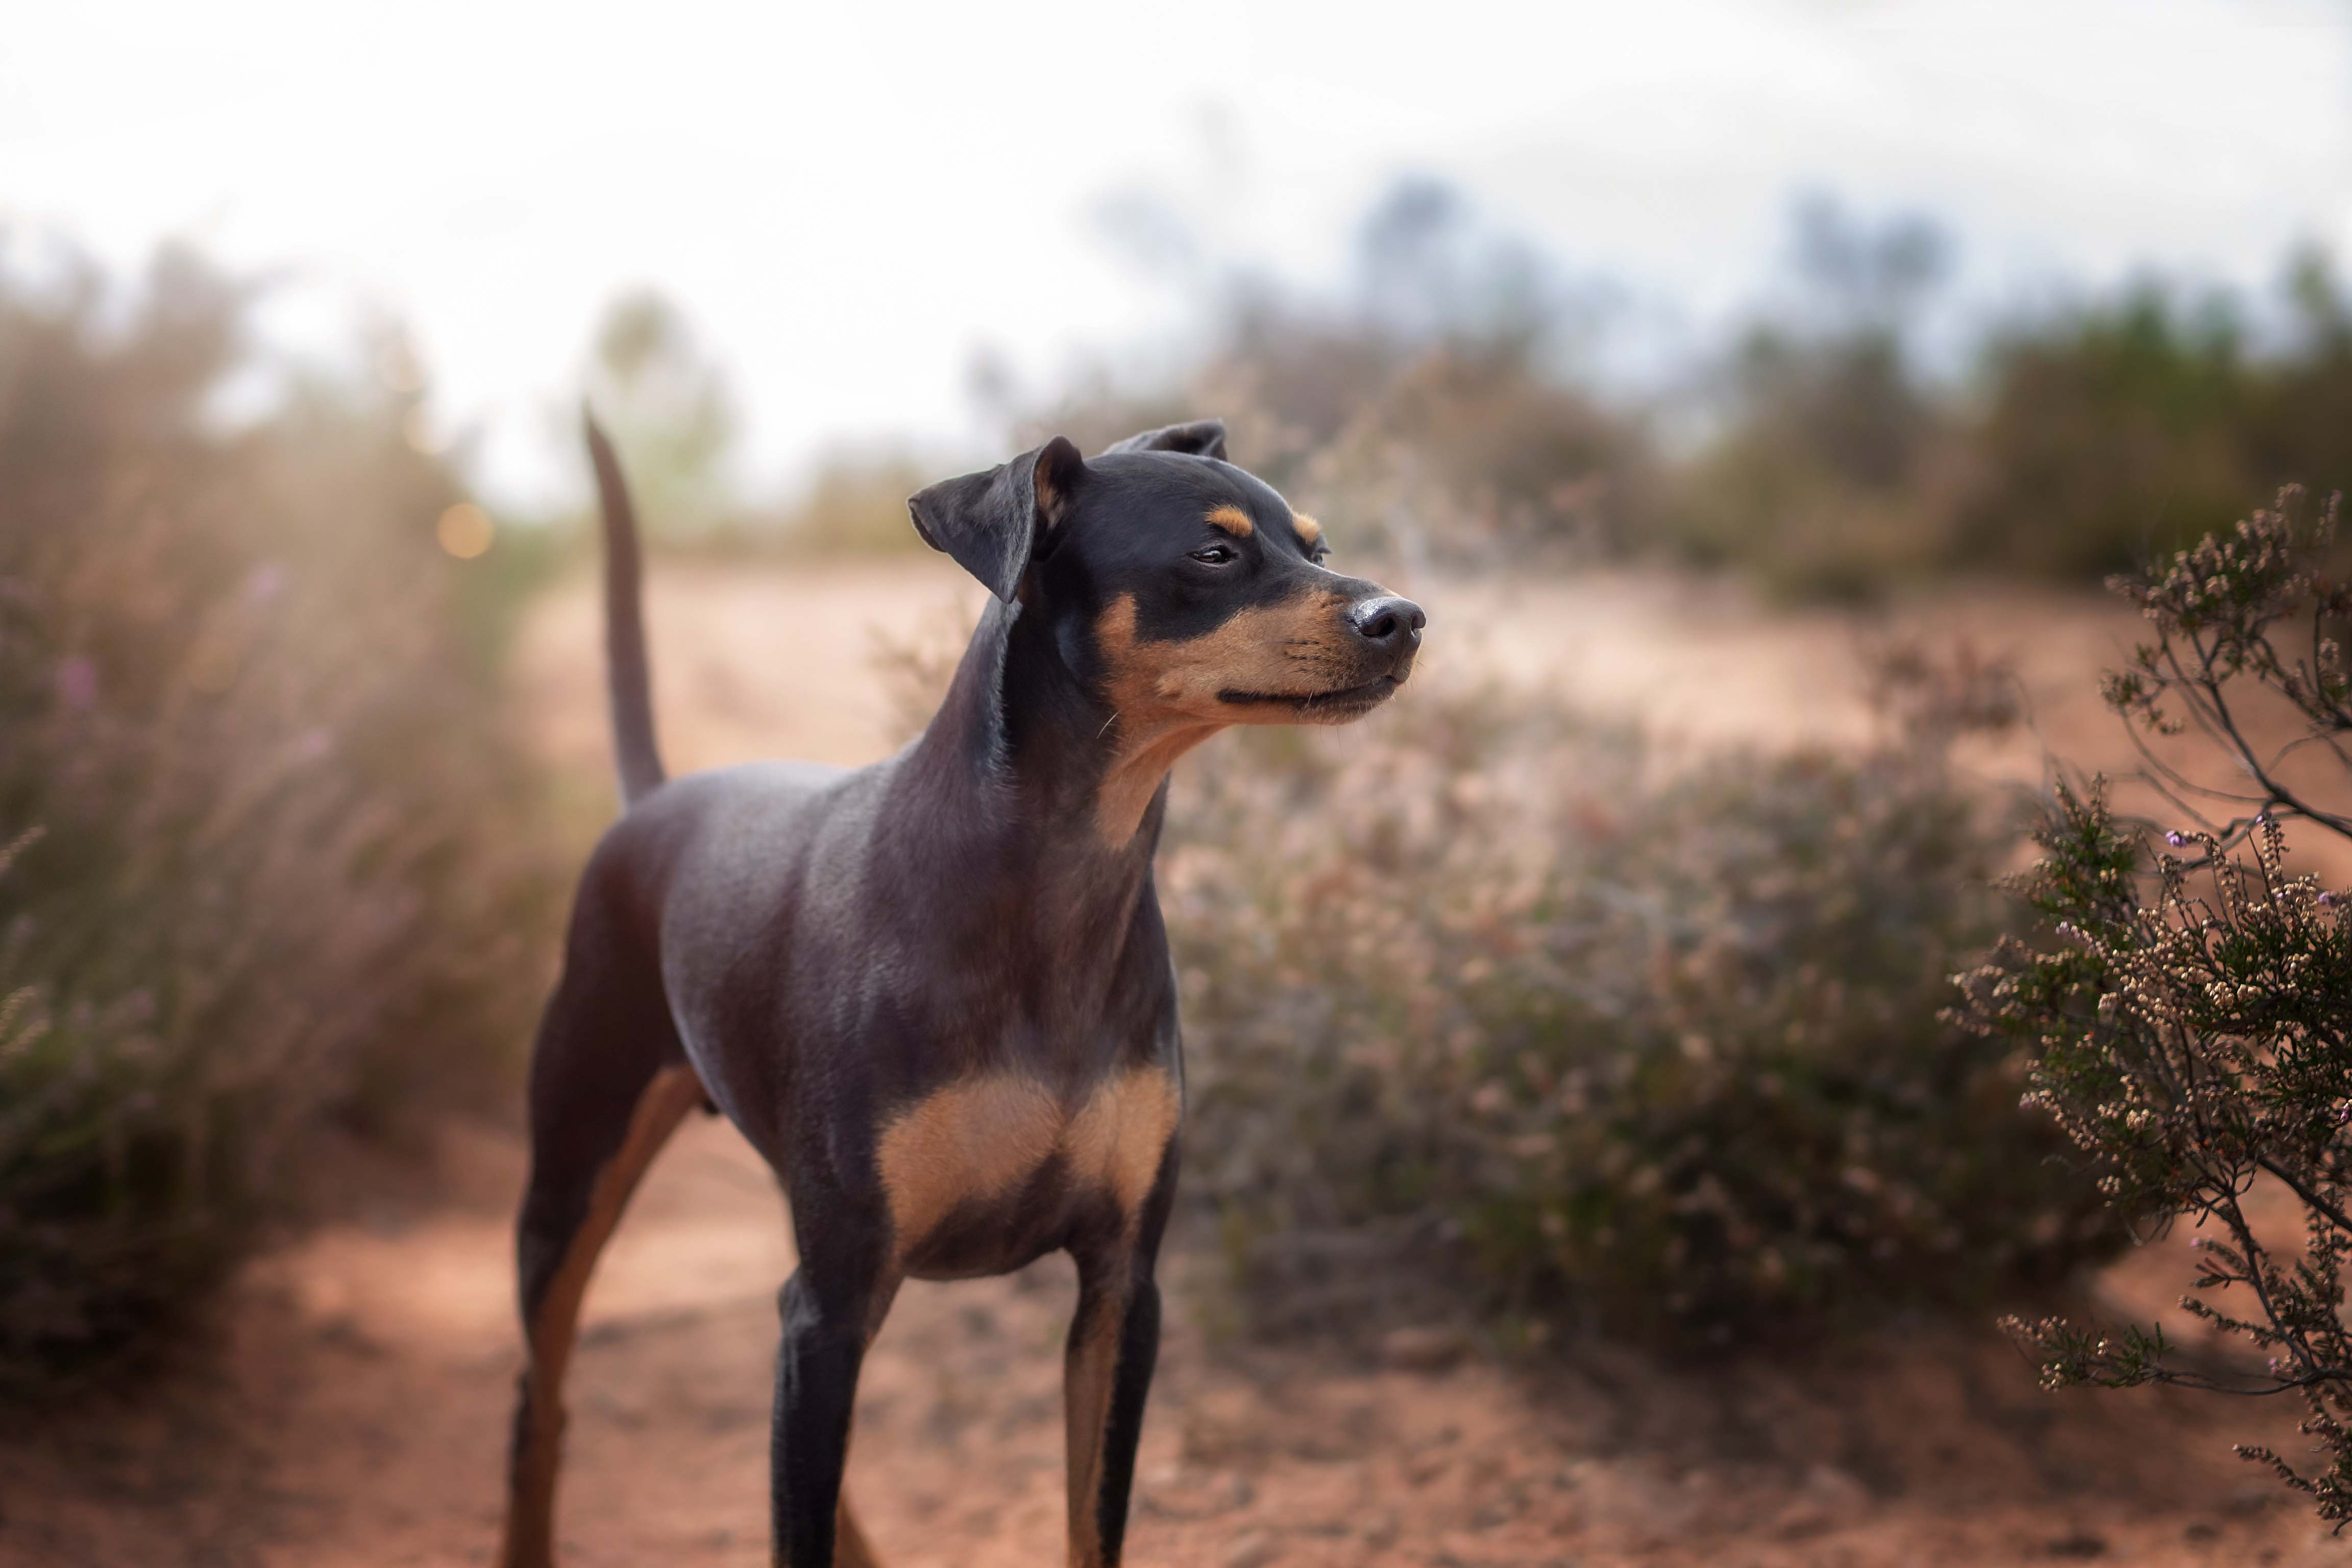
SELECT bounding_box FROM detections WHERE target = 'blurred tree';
[1956,284,2254,577]
[1355,176,1563,358]
[2255,248,2352,512]
[582,289,740,542]
[1953,252,2352,579]
[1045,174,1649,560]
[1670,198,1959,599]
[776,445,936,555]
[1779,196,1950,488]
[1791,195,1949,337]
[1068,176,2352,592]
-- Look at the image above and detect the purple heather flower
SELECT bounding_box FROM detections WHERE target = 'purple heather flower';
[2166,831,2188,848]
[54,655,97,711]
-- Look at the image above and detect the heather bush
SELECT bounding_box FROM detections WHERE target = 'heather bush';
[1144,662,2105,1350]
[0,247,560,1394]
[1960,487,2352,1521]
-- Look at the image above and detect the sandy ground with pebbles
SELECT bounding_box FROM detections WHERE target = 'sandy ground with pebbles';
[7,557,2349,1567]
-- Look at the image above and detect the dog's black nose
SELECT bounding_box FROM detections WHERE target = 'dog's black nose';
[1346,595,1425,657]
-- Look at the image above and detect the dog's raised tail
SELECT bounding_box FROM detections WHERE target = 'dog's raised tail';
[584,408,667,808]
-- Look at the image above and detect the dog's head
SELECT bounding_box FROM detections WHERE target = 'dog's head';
[908,420,1424,843]
[911,419,1422,722]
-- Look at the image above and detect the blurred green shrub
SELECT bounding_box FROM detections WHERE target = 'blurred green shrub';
[1162,667,2118,1344]
[1955,272,2352,579]
[0,246,560,1395]
[1648,240,2352,596]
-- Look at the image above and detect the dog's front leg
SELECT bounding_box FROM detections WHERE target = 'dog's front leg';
[771,1266,885,1567]
[1062,1254,1163,1568]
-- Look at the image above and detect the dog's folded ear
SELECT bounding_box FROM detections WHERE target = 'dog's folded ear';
[908,437,1086,602]
[1101,419,1227,461]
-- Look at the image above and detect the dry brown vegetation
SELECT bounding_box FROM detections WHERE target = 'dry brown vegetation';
[6,559,2348,1566]
[0,250,564,1398]
[13,201,2352,1563]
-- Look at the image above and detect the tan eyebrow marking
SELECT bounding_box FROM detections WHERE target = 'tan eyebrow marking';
[1292,513,1321,548]
[1205,504,1254,538]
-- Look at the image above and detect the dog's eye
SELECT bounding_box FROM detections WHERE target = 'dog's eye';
[1309,546,1331,565]
[1189,544,1238,566]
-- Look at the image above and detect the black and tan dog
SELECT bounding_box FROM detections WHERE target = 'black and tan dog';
[497,415,1425,1567]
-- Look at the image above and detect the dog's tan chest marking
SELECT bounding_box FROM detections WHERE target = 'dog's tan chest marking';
[1062,1066,1182,1215]
[876,1068,1180,1254]
[876,1077,1061,1250]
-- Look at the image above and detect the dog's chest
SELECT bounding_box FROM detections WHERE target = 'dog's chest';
[875,1067,1178,1271]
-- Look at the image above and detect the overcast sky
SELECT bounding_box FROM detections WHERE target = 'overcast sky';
[6,0,2349,507]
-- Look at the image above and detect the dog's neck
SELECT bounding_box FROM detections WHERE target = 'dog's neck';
[893,598,1174,953]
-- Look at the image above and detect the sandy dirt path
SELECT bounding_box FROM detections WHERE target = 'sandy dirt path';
[512,557,2155,775]
[6,559,2348,1567]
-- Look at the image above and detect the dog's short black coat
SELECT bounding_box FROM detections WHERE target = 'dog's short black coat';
[497,417,1424,1568]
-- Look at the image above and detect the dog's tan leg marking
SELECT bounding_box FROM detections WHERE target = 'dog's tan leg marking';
[1063,1276,1131,1568]
[498,1064,705,1568]
[874,1065,1177,1559]
[830,1494,884,1568]
[1064,1069,1177,1566]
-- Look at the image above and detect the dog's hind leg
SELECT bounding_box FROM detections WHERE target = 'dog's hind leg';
[497,923,702,1568]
